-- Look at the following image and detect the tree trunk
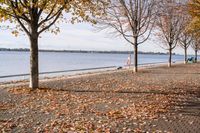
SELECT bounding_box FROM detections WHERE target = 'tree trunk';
[195,49,198,63]
[133,37,138,72]
[29,33,39,89]
[184,47,187,64]
[168,48,172,67]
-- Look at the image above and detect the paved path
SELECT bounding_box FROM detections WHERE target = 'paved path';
[0,63,200,132]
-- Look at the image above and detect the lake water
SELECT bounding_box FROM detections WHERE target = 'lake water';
[0,51,196,82]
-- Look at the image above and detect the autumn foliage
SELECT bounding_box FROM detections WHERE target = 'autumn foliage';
[0,0,104,89]
[188,0,200,34]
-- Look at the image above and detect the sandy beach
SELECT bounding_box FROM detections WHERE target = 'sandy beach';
[0,63,200,132]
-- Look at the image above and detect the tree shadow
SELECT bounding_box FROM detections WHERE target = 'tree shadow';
[39,86,199,96]
[148,72,200,75]
[172,100,200,117]
[38,86,200,118]
[169,88,200,117]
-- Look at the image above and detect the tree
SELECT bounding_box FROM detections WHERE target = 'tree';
[0,0,102,89]
[191,37,200,62]
[178,9,193,64]
[97,0,157,72]
[179,32,193,64]
[156,0,185,67]
[188,0,200,34]
[188,0,200,62]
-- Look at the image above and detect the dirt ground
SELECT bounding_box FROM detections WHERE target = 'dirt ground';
[0,63,200,132]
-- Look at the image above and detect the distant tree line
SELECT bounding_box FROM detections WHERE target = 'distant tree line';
[0,48,171,55]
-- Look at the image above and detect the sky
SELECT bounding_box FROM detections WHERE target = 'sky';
[0,22,195,55]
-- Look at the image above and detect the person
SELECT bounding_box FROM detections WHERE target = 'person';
[126,55,131,68]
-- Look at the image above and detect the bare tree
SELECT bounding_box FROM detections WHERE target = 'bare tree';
[156,0,185,67]
[97,0,157,72]
[179,32,193,64]
[191,37,200,63]
[178,0,193,64]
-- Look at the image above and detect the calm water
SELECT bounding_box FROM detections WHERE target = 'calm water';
[0,51,196,82]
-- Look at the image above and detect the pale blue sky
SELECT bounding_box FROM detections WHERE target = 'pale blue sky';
[0,22,195,55]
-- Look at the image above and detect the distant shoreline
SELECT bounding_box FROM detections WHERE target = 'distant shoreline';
[0,48,173,55]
